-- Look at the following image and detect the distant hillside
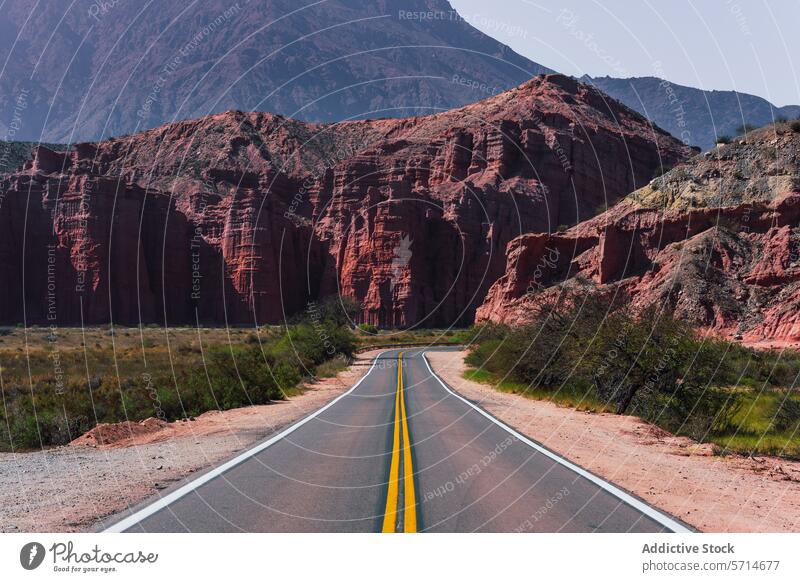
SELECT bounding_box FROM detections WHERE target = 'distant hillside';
[585,75,800,150]
[0,0,550,143]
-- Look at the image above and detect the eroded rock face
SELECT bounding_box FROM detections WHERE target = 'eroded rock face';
[0,75,691,327]
[478,124,800,346]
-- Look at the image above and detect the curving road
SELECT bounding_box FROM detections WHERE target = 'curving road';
[103,349,690,533]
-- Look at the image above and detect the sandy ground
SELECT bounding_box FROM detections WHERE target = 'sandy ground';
[426,350,800,533]
[0,350,383,533]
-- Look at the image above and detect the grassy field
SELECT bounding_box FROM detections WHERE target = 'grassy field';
[7,319,796,459]
[714,390,800,458]
[0,320,470,451]
[0,326,280,399]
[0,321,355,451]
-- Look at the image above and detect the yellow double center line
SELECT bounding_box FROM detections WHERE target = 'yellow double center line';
[381,352,417,533]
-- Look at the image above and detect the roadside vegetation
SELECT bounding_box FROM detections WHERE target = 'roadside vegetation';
[354,327,471,349]
[462,292,800,459]
[0,298,356,451]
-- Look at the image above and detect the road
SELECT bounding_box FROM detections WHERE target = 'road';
[104,349,690,533]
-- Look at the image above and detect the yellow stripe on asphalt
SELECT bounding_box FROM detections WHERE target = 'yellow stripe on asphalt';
[398,354,417,533]
[381,352,417,533]
[381,355,402,532]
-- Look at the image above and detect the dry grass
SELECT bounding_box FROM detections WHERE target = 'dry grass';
[0,324,353,450]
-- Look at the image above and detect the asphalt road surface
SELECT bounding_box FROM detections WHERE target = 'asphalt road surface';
[105,349,689,533]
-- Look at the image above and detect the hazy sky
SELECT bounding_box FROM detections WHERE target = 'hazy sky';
[448,0,800,106]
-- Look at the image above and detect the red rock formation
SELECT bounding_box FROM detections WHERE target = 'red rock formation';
[0,75,691,327]
[478,123,800,346]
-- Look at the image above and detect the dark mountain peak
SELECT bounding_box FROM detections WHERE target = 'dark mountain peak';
[0,0,549,143]
[585,75,800,150]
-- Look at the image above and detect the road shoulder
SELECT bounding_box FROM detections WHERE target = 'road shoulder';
[425,350,800,533]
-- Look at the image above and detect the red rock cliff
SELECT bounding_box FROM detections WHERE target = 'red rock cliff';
[478,123,800,346]
[0,75,691,327]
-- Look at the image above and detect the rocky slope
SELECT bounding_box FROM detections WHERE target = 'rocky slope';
[478,123,800,346]
[0,74,691,327]
[0,141,69,173]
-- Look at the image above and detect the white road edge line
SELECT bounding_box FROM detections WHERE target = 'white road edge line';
[103,351,386,533]
[422,352,693,533]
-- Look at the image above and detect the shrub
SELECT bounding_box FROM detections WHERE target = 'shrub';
[464,338,505,371]
[463,289,750,444]
[716,136,731,145]
[359,323,378,334]
[315,355,350,378]
[449,324,507,347]
[314,295,361,327]
[790,121,800,134]
[772,398,800,432]
[735,123,759,135]
[651,164,673,180]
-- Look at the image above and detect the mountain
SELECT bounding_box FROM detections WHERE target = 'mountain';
[0,0,550,143]
[585,76,800,151]
[3,0,796,151]
[0,74,691,327]
[478,121,800,347]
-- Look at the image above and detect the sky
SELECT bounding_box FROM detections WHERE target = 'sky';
[448,0,800,106]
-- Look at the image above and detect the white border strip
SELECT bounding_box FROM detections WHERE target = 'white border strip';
[422,352,693,533]
[103,352,386,532]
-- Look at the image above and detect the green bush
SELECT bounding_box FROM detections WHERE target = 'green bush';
[736,123,759,135]
[772,398,800,432]
[464,338,505,371]
[0,317,356,450]
[453,323,508,347]
[461,290,778,446]
[791,121,800,134]
[359,323,378,334]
